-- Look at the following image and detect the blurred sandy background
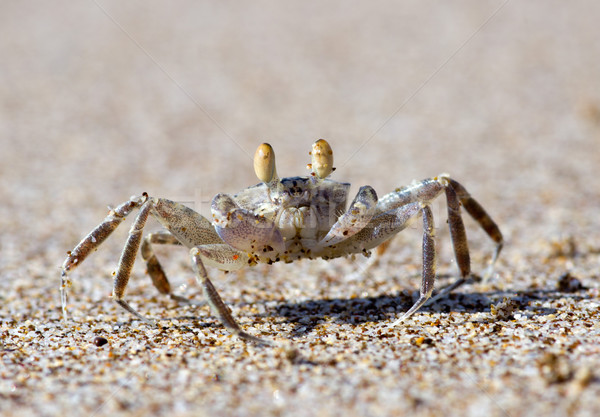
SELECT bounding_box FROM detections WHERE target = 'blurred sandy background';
[1,1,599,416]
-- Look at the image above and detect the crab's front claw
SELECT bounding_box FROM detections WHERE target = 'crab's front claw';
[211,193,286,254]
[320,185,378,246]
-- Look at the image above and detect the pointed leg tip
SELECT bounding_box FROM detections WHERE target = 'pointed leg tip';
[389,311,415,327]
[389,317,404,328]
[236,330,274,347]
[482,266,494,282]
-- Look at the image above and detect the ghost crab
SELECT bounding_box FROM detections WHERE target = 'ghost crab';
[61,139,503,344]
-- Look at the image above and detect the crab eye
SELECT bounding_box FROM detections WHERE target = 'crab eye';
[254,143,278,183]
[310,139,334,179]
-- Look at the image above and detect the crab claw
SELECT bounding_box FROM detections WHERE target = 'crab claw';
[320,185,378,246]
[211,193,286,254]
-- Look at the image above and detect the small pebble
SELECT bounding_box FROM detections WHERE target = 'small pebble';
[93,336,109,347]
[557,272,586,292]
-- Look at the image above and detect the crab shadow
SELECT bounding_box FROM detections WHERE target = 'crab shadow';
[264,286,591,338]
[155,280,592,339]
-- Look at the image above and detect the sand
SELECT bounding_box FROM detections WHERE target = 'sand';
[1,1,600,416]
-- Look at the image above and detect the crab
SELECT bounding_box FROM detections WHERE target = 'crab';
[61,139,503,345]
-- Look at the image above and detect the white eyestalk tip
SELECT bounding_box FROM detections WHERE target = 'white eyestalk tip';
[310,139,334,179]
[254,143,278,183]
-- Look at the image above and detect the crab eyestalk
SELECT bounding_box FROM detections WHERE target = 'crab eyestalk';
[308,139,335,180]
[254,143,281,192]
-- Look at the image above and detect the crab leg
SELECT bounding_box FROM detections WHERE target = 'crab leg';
[61,194,148,320]
[391,205,437,325]
[140,231,181,296]
[61,195,147,275]
[194,244,251,270]
[331,175,502,321]
[190,248,270,345]
[424,178,504,303]
[141,200,247,304]
[328,200,438,323]
[62,196,258,337]
[146,199,260,339]
[140,230,198,305]
[151,198,222,247]
[447,178,503,269]
[422,183,473,304]
[112,200,155,324]
[140,231,248,296]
